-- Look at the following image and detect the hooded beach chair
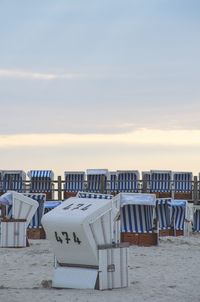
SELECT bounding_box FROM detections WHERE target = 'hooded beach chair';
[156,198,172,236]
[173,172,193,200]
[114,193,158,246]
[0,170,26,194]
[24,193,46,239]
[0,192,38,247]
[150,170,172,198]
[117,170,139,193]
[169,200,189,236]
[28,170,54,200]
[192,205,200,232]
[64,171,86,199]
[86,169,109,194]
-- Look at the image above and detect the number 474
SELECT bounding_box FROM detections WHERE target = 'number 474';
[55,232,81,245]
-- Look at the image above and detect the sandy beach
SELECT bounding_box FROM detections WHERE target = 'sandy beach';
[0,234,200,302]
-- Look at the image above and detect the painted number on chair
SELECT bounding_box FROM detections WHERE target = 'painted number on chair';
[54,231,81,245]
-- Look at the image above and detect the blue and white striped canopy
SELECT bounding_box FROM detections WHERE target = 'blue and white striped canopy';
[150,170,172,193]
[156,198,171,230]
[28,170,54,193]
[28,170,54,179]
[24,193,46,228]
[117,170,139,193]
[64,172,85,192]
[173,172,193,193]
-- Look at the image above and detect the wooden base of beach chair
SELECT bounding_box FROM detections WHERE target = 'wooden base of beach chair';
[159,229,172,236]
[174,193,192,201]
[64,192,77,199]
[121,232,158,246]
[159,229,184,236]
[169,229,184,236]
[27,227,46,239]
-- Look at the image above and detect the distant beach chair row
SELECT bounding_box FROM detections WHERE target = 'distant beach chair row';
[0,169,199,201]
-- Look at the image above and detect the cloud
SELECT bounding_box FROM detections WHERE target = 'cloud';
[0,69,87,80]
[0,129,200,148]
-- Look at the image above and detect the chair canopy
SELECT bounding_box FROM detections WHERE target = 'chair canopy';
[24,193,46,228]
[116,193,156,234]
[1,170,26,193]
[150,170,172,193]
[64,171,85,192]
[156,198,171,230]
[173,172,193,193]
[86,169,109,193]
[117,170,139,193]
[28,170,54,193]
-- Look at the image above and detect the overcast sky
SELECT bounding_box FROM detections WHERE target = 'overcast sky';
[0,0,200,176]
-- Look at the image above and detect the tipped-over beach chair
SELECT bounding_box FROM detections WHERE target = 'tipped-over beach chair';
[28,170,54,200]
[115,193,158,246]
[0,170,26,194]
[172,171,193,200]
[86,169,109,194]
[117,170,140,193]
[150,170,172,198]
[64,171,86,199]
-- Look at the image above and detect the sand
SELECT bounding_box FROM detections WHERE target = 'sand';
[0,235,200,302]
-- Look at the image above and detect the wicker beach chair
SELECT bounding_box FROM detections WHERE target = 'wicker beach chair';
[192,205,200,232]
[64,171,86,199]
[0,170,26,194]
[117,170,140,193]
[24,193,46,239]
[173,171,193,200]
[150,170,172,198]
[86,169,109,194]
[116,193,158,246]
[156,198,171,236]
[28,170,54,200]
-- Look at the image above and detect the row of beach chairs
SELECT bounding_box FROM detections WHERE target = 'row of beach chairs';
[4,193,199,238]
[0,169,199,200]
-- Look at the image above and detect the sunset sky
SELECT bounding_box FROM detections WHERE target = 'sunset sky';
[0,0,200,177]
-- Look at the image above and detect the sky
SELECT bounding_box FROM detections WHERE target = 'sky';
[0,0,200,178]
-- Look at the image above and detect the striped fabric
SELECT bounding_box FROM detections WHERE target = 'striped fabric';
[87,174,107,193]
[193,208,200,232]
[173,172,193,193]
[64,172,85,192]
[2,172,25,193]
[121,204,154,233]
[28,170,53,193]
[77,192,113,199]
[110,172,118,193]
[150,171,172,193]
[170,204,185,230]
[24,193,46,228]
[117,171,139,193]
[156,199,171,230]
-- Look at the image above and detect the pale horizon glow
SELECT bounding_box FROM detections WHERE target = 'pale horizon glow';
[1,129,200,148]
